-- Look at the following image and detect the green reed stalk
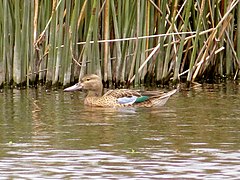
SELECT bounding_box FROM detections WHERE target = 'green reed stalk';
[145,2,155,81]
[46,0,57,87]
[224,15,240,78]
[2,0,8,86]
[140,0,150,82]
[38,0,50,82]
[162,0,178,82]
[119,1,136,84]
[237,2,240,77]
[138,1,148,83]
[119,0,130,83]
[64,1,74,86]
[187,0,206,82]
[66,0,81,86]
[21,0,31,86]
[8,2,14,84]
[156,0,167,82]
[28,0,35,86]
[53,0,64,86]
[135,1,146,86]
[128,0,141,86]
[225,16,233,77]
[92,1,101,78]
[13,0,22,85]
[132,0,143,86]
[215,1,223,77]
[73,0,86,82]
[110,0,122,84]
[173,0,192,83]
[79,0,98,80]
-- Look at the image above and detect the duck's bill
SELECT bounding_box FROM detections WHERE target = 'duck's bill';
[64,83,82,92]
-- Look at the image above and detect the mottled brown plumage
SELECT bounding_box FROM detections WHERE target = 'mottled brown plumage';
[64,74,178,107]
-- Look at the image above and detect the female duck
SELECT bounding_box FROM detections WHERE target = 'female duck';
[64,74,178,107]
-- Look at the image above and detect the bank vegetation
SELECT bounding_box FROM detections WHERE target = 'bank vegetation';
[1,0,240,88]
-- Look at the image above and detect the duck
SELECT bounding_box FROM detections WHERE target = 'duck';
[64,74,178,107]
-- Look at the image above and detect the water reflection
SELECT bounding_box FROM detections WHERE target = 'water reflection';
[0,84,240,179]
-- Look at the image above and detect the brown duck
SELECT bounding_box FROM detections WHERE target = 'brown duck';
[64,74,178,107]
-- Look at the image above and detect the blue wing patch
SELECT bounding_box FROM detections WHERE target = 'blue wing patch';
[117,96,138,105]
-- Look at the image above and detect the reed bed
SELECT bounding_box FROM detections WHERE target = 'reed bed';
[1,0,240,88]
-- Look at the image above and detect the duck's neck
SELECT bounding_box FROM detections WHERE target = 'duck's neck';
[86,82,103,98]
[87,89,102,97]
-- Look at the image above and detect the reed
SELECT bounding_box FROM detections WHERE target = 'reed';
[1,0,240,89]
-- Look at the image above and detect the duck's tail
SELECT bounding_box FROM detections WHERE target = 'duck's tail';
[151,86,179,107]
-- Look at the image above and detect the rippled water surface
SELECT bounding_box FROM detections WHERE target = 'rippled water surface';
[0,84,240,179]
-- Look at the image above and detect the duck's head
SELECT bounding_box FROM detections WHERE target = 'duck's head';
[64,74,103,96]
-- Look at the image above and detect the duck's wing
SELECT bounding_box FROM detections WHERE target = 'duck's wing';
[138,90,165,97]
[103,88,178,106]
[103,89,141,98]
[103,89,164,106]
[103,89,142,105]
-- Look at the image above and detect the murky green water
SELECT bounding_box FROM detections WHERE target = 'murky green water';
[0,84,239,179]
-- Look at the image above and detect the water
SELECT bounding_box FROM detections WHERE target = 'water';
[0,84,240,179]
